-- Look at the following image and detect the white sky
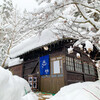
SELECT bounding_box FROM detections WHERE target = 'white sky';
[0,0,38,12]
[12,0,38,12]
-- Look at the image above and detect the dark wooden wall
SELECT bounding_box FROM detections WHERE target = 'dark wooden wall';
[23,58,39,80]
[9,64,23,77]
[65,46,98,85]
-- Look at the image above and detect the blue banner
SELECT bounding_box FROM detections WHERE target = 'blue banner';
[40,55,50,75]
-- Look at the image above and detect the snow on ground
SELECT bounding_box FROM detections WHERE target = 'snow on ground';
[0,66,38,100]
[47,81,100,100]
[21,92,38,100]
[1,65,100,100]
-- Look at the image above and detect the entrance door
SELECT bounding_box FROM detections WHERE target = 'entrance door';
[41,56,65,93]
[50,56,65,93]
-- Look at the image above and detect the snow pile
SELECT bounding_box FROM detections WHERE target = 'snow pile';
[85,40,93,53]
[78,44,83,50]
[96,60,100,79]
[8,58,23,67]
[68,46,73,54]
[99,41,100,45]
[21,92,38,100]
[76,53,80,58]
[48,81,100,100]
[0,66,38,100]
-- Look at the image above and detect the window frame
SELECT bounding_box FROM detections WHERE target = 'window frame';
[74,58,83,73]
[83,62,89,74]
[66,56,75,71]
[50,56,63,75]
[89,63,95,75]
[53,60,60,74]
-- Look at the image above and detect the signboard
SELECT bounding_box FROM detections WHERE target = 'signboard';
[40,55,50,75]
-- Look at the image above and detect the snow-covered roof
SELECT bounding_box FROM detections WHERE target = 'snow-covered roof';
[10,29,70,58]
[8,58,23,67]
[74,39,100,52]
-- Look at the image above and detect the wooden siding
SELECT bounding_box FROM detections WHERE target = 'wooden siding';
[23,59,39,80]
[66,72,97,85]
[41,75,64,93]
[84,75,97,81]
[67,72,83,84]
[9,64,23,77]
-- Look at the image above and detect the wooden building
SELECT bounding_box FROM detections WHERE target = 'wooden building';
[9,29,98,93]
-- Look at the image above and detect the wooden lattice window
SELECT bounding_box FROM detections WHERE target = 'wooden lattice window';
[89,64,95,75]
[74,59,82,72]
[83,62,89,74]
[66,57,74,71]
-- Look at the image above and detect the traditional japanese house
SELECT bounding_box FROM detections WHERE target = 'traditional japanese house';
[9,29,98,93]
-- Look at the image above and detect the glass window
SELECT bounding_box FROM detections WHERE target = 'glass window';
[53,60,60,74]
[28,77,32,82]
[83,62,89,74]
[29,83,32,88]
[74,59,82,72]
[66,57,74,71]
[51,57,63,74]
[89,64,95,75]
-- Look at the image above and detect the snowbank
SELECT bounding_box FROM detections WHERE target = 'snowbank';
[8,58,23,67]
[85,40,93,53]
[48,81,100,100]
[0,66,38,100]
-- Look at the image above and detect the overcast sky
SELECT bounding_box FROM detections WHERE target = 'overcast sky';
[12,0,38,12]
[0,0,38,12]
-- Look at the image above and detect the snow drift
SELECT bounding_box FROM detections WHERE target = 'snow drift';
[0,66,38,100]
[48,81,100,100]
